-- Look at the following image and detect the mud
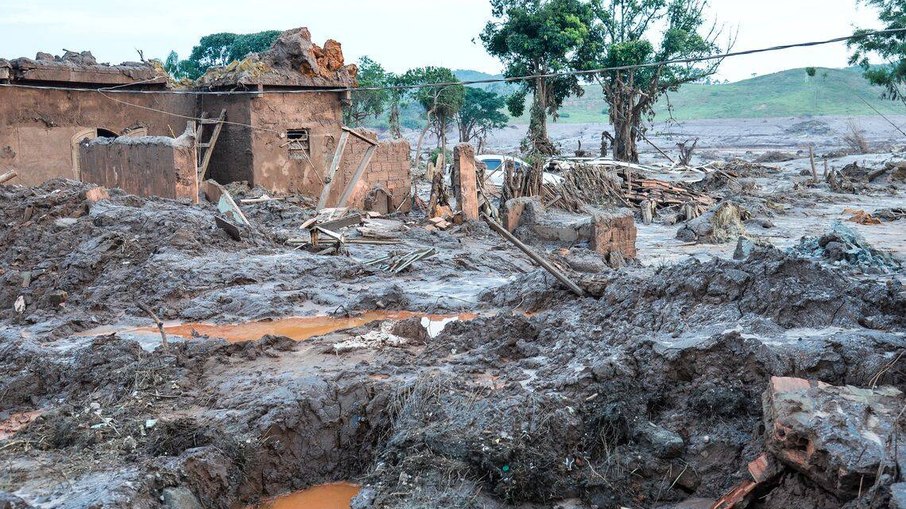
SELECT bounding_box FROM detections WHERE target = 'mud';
[1,142,905,509]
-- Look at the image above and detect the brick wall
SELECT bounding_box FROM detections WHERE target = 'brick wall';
[329,133,411,212]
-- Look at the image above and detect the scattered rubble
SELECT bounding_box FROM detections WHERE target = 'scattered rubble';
[791,221,903,273]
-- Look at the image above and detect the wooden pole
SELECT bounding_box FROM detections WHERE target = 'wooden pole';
[137,302,169,354]
[808,145,818,182]
[482,214,585,297]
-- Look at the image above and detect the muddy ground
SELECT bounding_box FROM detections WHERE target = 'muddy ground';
[0,144,904,509]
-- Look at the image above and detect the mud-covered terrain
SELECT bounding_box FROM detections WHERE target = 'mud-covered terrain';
[1,148,905,509]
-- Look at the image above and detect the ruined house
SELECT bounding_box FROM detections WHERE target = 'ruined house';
[0,28,411,211]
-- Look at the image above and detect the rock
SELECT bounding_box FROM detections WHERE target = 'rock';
[677,202,746,244]
[0,492,30,509]
[54,217,77,228]
[733,237,755,260]
[161,487,203,509]
[632,420,684,459]
[763,376,906,499]
[891,483,906,509]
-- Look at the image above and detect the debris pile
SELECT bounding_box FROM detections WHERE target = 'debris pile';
[791,221,903,273]
[676,201,748,244]
[549,164,715,213]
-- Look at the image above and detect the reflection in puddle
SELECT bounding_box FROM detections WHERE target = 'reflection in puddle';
[141,311,477,344]
[252,482,360,509]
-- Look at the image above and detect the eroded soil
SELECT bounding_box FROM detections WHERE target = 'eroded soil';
[0,145,904,509]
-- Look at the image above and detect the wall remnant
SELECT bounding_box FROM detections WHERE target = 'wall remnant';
[79,125,198,203]
[453,144,479,221]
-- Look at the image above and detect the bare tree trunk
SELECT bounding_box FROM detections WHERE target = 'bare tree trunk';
[389,102,402,139]
[527,77,556,155]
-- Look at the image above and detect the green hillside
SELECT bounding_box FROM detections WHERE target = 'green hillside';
[367,67,902,130]
[553,67,900,122]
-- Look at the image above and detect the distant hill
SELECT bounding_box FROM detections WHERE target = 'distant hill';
[366,67,901,130]
[456,67,902,123]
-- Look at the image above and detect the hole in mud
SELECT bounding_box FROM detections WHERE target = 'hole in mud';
[249,482,360,509]
[137,311,477,343]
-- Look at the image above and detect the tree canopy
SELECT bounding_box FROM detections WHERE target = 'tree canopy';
[344,56,391,127]
[164,30,281,80]
[457,87,510,150]
[580,0,729,161]
[402,67,466,147]
[481,0,598,154]
[849,0,906,104]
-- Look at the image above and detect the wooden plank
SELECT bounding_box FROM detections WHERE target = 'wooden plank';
[336,145,377,208]
[199,109,227,181]
[0,170,18,184]
[317,130,350,210]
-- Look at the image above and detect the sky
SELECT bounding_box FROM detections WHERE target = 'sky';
[0,0,887,83]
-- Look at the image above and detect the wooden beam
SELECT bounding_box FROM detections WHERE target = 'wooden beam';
[336,145,377,208]
[199,109,226,181]
[317,130,350,210]
[482,214,585,297]
[0,170,18,184]
[342,126,378,146]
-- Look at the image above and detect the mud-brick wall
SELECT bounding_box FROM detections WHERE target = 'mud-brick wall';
[248,91,344,195]
[0,87,196,186]
[79,135,198,202]
[328,135,411,212]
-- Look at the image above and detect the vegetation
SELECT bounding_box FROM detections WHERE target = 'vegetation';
[580,0,731,161]
[164,30,281,80]
[457,87,509,151]
[344,57,391,127]
[849,0,906,105]
[402,67,465,149]
[481,0,597,155]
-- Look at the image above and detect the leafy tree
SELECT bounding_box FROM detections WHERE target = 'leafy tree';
[481,0,597,155]
[403,67,465,149]
[344,56,391,127]
[163,30,281,80]
[163,51,201,81]
[581,0,731,162]
[805,67,817,78]
[849,0,906,105]
[457,87,509,152]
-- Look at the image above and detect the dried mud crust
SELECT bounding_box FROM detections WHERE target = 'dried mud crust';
[0,240,903,508]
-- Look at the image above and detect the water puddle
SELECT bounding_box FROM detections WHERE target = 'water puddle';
[136,311,477,344]
[0,410,43,440]
[250,482,360,509]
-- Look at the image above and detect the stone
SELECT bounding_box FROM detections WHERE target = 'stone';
[763,376,906,499]
[676,202,746,244]
[161,487,203,509]
[632,420,684,459]
[733,237,755,260]
[891,483,906,509]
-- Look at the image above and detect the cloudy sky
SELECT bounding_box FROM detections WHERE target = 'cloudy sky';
[0,0,885,82]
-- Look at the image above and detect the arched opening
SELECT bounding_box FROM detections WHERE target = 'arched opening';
[70,128,119,180]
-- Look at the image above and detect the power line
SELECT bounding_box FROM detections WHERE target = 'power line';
[0,27,904,97]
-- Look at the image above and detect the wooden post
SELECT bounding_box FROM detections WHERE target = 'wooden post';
[482,214,585,297]
[808,145,817,182]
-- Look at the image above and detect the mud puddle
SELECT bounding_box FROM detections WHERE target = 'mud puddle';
[250,482,360,509]
[137,311,477,343]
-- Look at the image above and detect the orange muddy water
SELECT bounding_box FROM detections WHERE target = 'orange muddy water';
[251,482,360,509]
[144,311,477,343]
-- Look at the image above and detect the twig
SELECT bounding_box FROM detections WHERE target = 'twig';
[137,302,169,354]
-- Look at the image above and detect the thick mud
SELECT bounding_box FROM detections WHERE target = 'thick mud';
[1,149,904,509]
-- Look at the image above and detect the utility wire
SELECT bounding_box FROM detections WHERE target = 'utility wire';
[0,27,904,96]
[1,27,904,134]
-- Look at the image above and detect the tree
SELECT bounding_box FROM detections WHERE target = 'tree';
[805,67,817,78]
[163,30,281,80]
[849,0,906,106]
[403,67,465,149]
[581,0,731,162]
[457,87,509,152]
[481,0,597,155]
[344,56,391,127]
